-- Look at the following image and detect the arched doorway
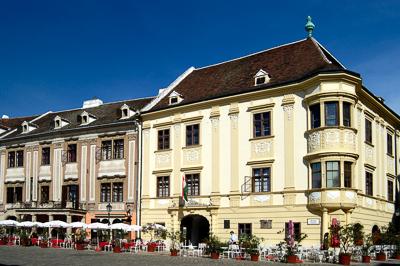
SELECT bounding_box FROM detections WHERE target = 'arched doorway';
[180,215,209,245]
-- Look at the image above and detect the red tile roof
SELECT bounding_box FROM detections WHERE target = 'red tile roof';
[149,38,353,112]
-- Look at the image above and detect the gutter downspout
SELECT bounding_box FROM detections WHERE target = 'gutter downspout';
[135,118,143,238]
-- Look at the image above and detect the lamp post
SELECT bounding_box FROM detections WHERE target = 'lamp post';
[106,202,112,241]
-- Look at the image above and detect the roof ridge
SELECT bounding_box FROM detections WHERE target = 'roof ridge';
[311,38,346,69]
[196,38,308,70]
[47,96,156,115]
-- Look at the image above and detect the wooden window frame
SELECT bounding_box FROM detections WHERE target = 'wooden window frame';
[326,161,340,188]
[311,162,321,189]
[100,183,111,202]
[253,111,271,138]
[387,133,393,156]
[365,171,373,196]
[186,124,200,146]
[342,102,351,127]
[325,101,339,127]
[156,176,170,198]
[387,179,393,202]
[238,223,252,238]
[67,144,77,163]
[41,147,51,165]
[186,173,200,196]
[158,129,170,150]
[310,103,321,129]
[112,182,123,202]
[252,167,271,192]
[344,162,352,188]
[365,119,372,144]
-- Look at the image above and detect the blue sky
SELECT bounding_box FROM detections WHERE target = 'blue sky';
[1,0,400,117]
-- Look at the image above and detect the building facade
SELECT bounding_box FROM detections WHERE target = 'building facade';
[0,97,152,234]
[140,37,400,245]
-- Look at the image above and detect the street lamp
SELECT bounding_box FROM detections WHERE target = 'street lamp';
[106,202,112,241]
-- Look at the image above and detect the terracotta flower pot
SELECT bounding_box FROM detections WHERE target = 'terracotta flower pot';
[339,254,351,265]
[210,252,220,259]
[147,244,156,252]
[250,254,259,262]
[113,246,121,253]
[287,255,298,263]
[362,255,371,263]
[376,253,386,261]
[170,250,178,256]
[75,243,85,250]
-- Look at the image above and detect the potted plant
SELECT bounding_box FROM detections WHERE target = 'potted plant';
[352,223,364,246]
[74,230,86,250]
[141,223,166,252]
[205,233,223,259]
[373,226,387,261]
[338,224,354,265]
[361,233,373,263]
[239,234,264,261]
[167,230,180,256]
[19,229,30,246]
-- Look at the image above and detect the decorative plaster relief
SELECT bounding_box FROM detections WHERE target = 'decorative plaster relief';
[366,198,373,206]
[345,191,355,200]
[229,113,238,129]
[174,124,181,138]
[344,131,356,146]
[98,202,124,211]
[155,152,171,168]
[210,117,219,129]
[158,199,169,206]
[186,149,199,162]
[309,192,321,202]
[5,168,25,183]
[254,195,270,202]
[64,163,79,180]
[38,165,51,181]
[98,159,126,178]
[308,132,321,152]
[387,203,394,211]
[326,191,340,200]
[324,130,340,146]
[254,141,272,154]
[365,146,374,162]
[283,105,294,121]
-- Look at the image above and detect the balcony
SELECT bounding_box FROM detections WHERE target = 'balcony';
[307,188,358,211]
[306,127,357,157]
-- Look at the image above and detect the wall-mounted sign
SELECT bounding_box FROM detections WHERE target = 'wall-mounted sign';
[307,218,320,225]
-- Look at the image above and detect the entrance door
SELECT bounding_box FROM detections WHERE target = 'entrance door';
[180,215,209,245]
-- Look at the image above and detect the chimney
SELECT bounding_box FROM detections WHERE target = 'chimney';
[82,98,103,108]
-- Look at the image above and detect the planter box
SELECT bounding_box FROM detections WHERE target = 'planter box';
[362,255,371,263]
[210,252,220,259]
[339,254,351,265]
[170,250,178,256]
[376,253,386,261]
[250,254,259,261]
[287,255,298,263]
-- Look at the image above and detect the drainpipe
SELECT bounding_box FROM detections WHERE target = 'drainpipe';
[135,118,143,238]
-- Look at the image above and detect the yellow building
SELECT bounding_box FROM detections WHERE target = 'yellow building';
[140,32,400,245]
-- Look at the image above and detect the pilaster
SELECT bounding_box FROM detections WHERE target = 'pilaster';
[173,116,182,196]
[52,141,63,202]
[210,106,220,195]
[0,149,5,205]
[229,103,239,193]
[127,134,136,203]
[282,95,295,191]
[142,126,150,198]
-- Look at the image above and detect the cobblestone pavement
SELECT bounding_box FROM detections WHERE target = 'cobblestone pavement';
[0,246,398,266]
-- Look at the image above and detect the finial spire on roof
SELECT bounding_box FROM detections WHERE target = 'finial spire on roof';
[305,16,315,38]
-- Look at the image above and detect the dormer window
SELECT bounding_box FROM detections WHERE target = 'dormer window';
[54,116,69,130]
[79,111,96,126]
[120,104,134,119]
[254,69,270,86]
[168,91,183,105]
[21,121,37,134]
